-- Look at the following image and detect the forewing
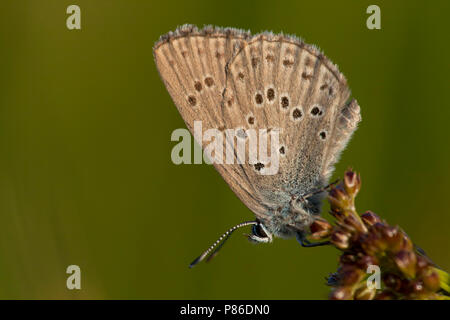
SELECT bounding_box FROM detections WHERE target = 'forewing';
[154,25,361,217]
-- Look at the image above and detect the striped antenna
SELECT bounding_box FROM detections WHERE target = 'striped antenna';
[189,221,258,268]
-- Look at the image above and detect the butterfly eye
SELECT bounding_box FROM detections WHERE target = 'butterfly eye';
[252,223,268,238]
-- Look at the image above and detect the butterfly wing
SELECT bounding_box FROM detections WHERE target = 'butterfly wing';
[154,25,361,218]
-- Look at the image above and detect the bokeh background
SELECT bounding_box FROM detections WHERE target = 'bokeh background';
[0,0,449,299]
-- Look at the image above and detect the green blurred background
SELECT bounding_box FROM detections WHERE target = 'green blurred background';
[0,0,449,299]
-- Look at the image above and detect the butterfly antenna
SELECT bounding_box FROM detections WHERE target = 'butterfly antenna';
[189,221,258,268]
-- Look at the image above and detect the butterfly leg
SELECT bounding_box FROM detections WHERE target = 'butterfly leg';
[300,239,331,247]
[296,233,331,247]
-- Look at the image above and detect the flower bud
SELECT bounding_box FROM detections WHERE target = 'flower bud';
[343,214,366,233]
[309,219,333,239]
[338,266,364,286]
[383,273,402,291]
[357,255,378,270]
[331,231,350,250]
[421,267,440,292]
[340,253,357,265]
[371,223,389,251]
[382,226,404,252]
[329,287,353,300]
[415,254,432,272]
[361,229,387,254]
[411,281,425,294]
[375,290,395,300]
[354,286,376,300]
[328,187,351,211]
[400,234,414,251]
[344,170,361,196]
[360,211,381,226]
[394,250,417,279]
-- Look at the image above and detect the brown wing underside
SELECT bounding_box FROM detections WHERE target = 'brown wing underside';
[153,25,361,217]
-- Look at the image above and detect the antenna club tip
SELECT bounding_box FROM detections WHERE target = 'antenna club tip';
[189,257,201,268]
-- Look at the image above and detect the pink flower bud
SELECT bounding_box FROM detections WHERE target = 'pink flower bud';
[394,250,417,279]
[331,231,350,250]
[344,170,361,195]
[309,219,333,239]
[360,211,381,226]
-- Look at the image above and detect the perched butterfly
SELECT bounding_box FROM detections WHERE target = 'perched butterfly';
[153,25,361,267]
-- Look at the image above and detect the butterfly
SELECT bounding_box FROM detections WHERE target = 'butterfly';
[153,25,361,267]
